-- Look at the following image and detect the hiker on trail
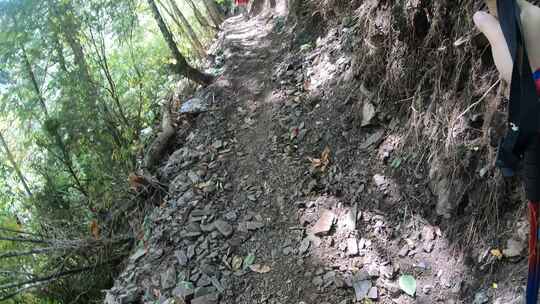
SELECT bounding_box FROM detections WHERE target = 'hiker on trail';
[235,0,249,17]
[474,1,540,302]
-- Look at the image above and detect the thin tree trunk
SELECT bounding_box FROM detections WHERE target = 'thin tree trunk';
[61,21,98,109]
[52,31,67,73]
[185,0,217,31]
[0,247,71,260]
[156,0,205,58]
[0,132,32,198]
[202,0,222,28]
[22,47,48,117]
[88,30,131,129]
[167,0,206,56]
[249,0,266,16]
[0,227,41,237]
[147,0,213,85]
[21,46,87,197]
[0,235,48,244]
[0,280,48,303]
[0,258,123,293]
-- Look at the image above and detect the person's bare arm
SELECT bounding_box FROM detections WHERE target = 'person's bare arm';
[473,0,540,83]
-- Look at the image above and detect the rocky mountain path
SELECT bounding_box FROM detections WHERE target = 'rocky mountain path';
[105,11,525,304]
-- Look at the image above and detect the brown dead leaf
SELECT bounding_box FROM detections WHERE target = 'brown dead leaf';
[128,173,146,192]
[90,220,100,240]
[309,147,331,171]
[232,255,243,271]
[249,264,271,273]
[490,248,503,259]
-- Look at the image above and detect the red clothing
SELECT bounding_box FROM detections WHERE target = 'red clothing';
[535,69,540,96]
[235,0,248,5]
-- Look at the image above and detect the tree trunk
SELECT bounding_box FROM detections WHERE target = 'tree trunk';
[89,30,131,129]
[144,98,175,169]
[249,0,266,16]
[0,258,123,295]
[167,0,206,56]
[21,46,87,197]
[156,0,205,58]
[185,0,217,31]
[147,0,213,85]
[202,0,223,28]
[22,47,48,117]
[0,227,41,237]
[52,30,67,73]
[0,132,32,198]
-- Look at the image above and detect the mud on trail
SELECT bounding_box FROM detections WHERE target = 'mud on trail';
[105,3,528,304]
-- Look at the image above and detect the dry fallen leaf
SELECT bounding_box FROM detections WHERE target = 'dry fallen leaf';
[128,173,146,192]
[232,255,243,271]
[490,249,503,259]
[308,146,331,171]
[249,264,271,273]
[90,220,100,240]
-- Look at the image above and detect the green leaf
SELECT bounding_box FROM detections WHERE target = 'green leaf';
[391,158,402,168]
[243,254,256,270]
[399,275,416,296]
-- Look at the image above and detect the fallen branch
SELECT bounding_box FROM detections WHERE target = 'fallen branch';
[0,256,126,300]
[144,97,176,170]
[0,227,41,237]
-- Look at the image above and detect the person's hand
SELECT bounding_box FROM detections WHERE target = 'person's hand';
[473,0,540,83]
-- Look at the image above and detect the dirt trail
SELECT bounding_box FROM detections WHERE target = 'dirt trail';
[105,8,526,304]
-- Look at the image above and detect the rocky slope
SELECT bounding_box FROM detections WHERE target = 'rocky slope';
[104,1,528,303]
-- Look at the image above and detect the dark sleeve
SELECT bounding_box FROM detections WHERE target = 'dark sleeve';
[524,135,540,201]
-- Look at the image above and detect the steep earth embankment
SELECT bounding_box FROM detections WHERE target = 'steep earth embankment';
[104,1,528,303]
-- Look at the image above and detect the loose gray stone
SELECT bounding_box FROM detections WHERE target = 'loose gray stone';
[172,282,195,300]
[473,291,489,304]
[283,246,293,255]
[312,276,324,287]
[360,130,385,149]
[422,226,436,241]
[311,209,336,236]
[200,222,216,232]
[187,244,196,259]
[175,250,188,266]
[423,241,434,253]
[161,267,177,290]
[380,265,394,279]
[130,248,146,262]
[367,287,378,299]
[398,245,409,257]
[352,280,372,301]
[180,98,208,114]
[246,221,264,230]
[299,238,311,254]
[323,271,336,287]
[214,220,233,237]
[191,293,219,304]
[224,211,237,221]
[366,264,379,277]
[347,238,359,256]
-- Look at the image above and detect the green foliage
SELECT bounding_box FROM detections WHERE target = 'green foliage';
[0,0,216,302]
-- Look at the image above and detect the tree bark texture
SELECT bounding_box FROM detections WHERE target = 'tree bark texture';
[147,0,213,85]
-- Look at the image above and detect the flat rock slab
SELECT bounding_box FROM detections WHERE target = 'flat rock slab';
[180,98,208,114]
[191,293,219,304]
[347,238,359,256]
[214,220,233,237]
[353,280,372,301]
[311,209,336,236]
